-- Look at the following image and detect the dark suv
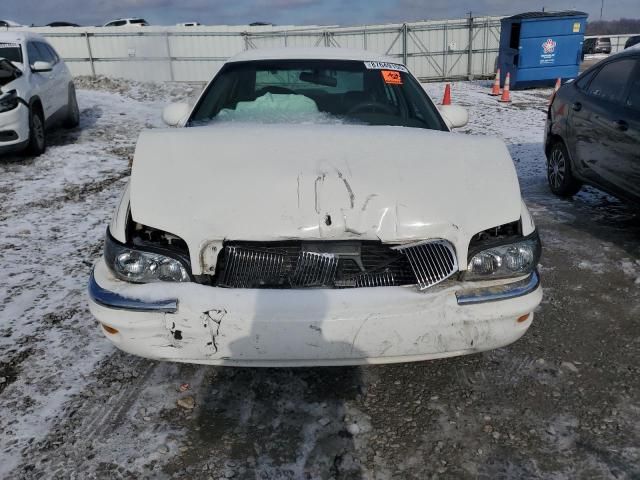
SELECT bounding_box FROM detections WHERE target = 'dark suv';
[544,49,640,204]
[582,37,612,55]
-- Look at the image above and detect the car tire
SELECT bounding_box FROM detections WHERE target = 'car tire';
[547,141,581,197]
[63,84,80,128]
[25,108,46,156]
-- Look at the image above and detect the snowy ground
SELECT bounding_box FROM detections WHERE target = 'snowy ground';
[0,77,639,479]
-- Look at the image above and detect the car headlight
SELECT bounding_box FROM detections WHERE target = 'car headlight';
[104,231,190,283]
[0,90,20,113]
[464,232,541,281]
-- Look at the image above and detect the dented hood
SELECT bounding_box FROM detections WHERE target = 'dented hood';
[131,124,522,272]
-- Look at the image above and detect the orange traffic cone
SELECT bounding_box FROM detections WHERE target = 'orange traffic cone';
[549,77,561,104]
[499,72,511,103]
[489,68,501,96]
[441,83,452,105]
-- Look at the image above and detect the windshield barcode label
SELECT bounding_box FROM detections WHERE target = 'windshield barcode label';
[364,61,408,73]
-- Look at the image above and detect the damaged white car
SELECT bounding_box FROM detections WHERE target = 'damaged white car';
[0,32,79,156]
[88,48,542,366]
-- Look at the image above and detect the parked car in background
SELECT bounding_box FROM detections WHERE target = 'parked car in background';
[625,35,640,50]
[177,22,201,27]
[46,22,80,27]
[0,20,23,28]
[582,37,612,54]
[0,31,79,156]
[89,48,542,367]
[103,18,149,27]
[545,48,640,204]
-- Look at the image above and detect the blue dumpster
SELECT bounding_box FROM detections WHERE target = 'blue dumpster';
[498,11,588,89]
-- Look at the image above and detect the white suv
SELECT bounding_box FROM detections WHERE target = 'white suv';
[0,32,78,156]
[102,18,149,27]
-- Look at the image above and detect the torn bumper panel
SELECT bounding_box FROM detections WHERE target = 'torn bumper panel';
[88,259,542,367]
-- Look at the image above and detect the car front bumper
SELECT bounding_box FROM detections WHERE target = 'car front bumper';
[0,104,29,154]
[88,259,542,367]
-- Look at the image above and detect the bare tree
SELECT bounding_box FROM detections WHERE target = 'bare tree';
[586,18,640,35]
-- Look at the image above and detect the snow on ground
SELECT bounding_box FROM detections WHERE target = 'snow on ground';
[0,77,639,479]
[0,84,200,477]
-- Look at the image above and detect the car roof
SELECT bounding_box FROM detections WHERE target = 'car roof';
[578,46,640,78]
[227,47,404,65]
[0,31,47,44]
[0,19,23,27]
[106,18,146,22]
[606,48,640,60]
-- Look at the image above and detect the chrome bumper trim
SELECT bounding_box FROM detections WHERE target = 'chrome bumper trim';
[456,271,540,306]
[88,268,178,313]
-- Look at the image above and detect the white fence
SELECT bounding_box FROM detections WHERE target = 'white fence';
[21,17,502,83]
[23,21,638,83]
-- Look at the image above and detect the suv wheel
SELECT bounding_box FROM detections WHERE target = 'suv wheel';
[26,108,46,156]
[63,85,80,128]
[547,141,581,197]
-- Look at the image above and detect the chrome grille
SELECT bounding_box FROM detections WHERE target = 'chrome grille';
[219,246,286,288]
[290,252,338,287]
[354,269,395,288]
[214,241,438,289]
[394,240,458,290]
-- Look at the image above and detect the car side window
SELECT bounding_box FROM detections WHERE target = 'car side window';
[625,61,640,111]
[42,43,60,64]
[575,69,596,90]
[27,42,45,65]
[586,59,636,104]
[36,42,56,64]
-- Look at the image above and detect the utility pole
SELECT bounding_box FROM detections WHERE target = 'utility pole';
[600,0,604,20]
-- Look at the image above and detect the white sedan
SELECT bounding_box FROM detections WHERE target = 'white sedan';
[88,48,542,367]
[0,31,79,156]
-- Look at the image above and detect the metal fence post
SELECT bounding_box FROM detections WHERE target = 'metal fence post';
[442,23,448,79]
[165,32,174,81]
[84,32,95,77]
[467,14,474,80]
[402,24,408,65]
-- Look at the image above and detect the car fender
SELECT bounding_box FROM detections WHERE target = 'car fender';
[546,86,576,154]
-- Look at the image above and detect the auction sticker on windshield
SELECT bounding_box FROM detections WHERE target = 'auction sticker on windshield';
[381,70,403,85]
[364,61,408,73]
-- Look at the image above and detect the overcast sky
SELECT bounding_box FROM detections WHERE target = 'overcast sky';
[3,0,639,27]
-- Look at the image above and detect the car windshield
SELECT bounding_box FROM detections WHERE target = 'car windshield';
[190,59,447,130]
[0,43,23,63]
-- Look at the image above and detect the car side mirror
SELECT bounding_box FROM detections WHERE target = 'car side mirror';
[439,105,469,129]
[31,61,53,73]
[162,102,190,127]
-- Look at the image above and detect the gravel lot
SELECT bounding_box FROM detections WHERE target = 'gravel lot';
[0,77,639,479]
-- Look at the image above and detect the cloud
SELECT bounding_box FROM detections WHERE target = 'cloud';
[2,0,639,27]
[254,0,321,7]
